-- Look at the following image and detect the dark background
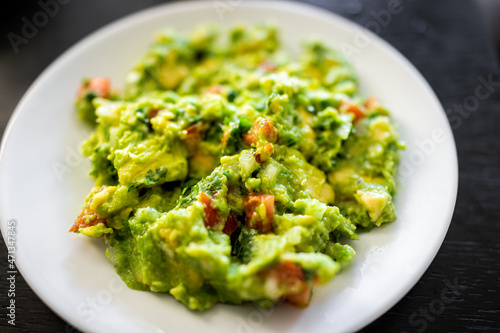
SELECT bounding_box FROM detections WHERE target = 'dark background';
[1,0,499,332]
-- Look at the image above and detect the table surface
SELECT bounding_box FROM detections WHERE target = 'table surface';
[1,0,499,332]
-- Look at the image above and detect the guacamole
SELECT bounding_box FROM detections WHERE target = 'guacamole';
[69,24,404,310]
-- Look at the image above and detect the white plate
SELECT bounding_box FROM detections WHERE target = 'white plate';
[0,1,458,332]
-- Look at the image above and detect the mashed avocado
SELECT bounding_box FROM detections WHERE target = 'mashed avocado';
[69,24,404,310]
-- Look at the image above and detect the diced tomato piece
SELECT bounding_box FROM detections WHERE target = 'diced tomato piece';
[205,85,224,95]
[364,96,380,110]
[181,122,207,151]
[69,208,107,233]
[221,131,230,148]
[339,100,366,122]
[266,261,312,308]
[200,192,238,232]
[243,193,275,233]
[243,134,256,146]
[272,261,303,285]
[222,213,239,236]
[243,118,279,146]
[77,77,111,99]
[148,109,160,119]
[199,192,221,228]
[258,60,277,73]
[286,284,312,307]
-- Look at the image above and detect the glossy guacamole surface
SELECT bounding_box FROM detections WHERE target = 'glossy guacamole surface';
[70,24,404,310]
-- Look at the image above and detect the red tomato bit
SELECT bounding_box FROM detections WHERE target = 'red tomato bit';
[204,85,224,95]
[243,118,279,146]
[364,96,380,110]
[243,193,275,233]
[69,208,107,233]
[258,60,277,73]
[77,77,111,99]
[181,122,207,151]
[339,100,366,122]
[147,109,160,119]
[222,213,239,236]
[266,260,312,308]
[199,192,222,228]
[200,192,240,233]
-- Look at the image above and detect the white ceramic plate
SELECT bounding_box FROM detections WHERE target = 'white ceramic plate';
[0,1,458,332]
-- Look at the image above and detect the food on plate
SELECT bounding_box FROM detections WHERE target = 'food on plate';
[69,24,404,310]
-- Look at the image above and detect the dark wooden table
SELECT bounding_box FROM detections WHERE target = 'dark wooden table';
[1,0,499,332]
